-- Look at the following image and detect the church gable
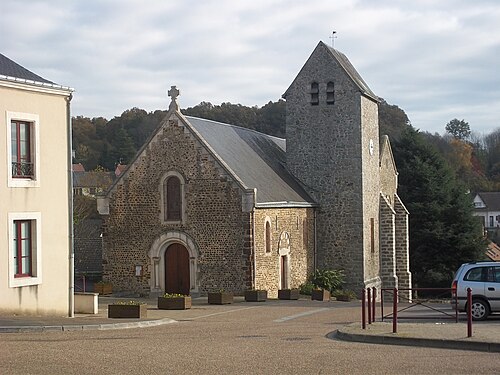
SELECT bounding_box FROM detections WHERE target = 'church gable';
[283,41,377,104]
[379,135,398,203]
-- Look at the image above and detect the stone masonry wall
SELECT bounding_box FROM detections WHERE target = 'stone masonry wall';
[285,42,380,293]
[253,207,315,298]
[379,194,397,292]
[360,96,381,289]
[394,194,411,301]
[102,114,251,296]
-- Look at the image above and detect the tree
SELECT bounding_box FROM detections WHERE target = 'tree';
[393,127,486,288]
[108,127,136,167]
[445,118,471,140]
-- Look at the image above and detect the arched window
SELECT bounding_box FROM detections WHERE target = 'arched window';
[310,82,319,106]
[326,81,335,104]
[161,172,185,223]
[265,219,272,253]
[164,176,181,221]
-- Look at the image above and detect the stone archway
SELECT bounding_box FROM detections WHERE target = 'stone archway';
[149,231,199,296]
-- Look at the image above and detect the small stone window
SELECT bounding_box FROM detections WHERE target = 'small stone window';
[326,82,335,104]
[370,218,375,253]
[264,218,272,254]
[310,82,319,106]
[161,171,185,223]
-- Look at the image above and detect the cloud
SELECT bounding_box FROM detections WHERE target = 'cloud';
[2,0,499,134]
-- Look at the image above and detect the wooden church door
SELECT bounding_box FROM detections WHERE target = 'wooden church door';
[280,255,288,289]
[165,243,190,295]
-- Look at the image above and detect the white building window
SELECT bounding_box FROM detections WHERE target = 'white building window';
[6,111,40,187]
[8,212,42,287]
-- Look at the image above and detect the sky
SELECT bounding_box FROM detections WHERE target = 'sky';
[2,0,500,135]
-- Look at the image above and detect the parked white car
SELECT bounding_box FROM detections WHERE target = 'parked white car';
[452,261,500,320]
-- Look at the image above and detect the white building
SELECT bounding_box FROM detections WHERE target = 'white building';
[0,53,74,316]
[473,192,500,230]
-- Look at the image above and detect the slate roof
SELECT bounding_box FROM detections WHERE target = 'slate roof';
[282,41,378,102]
[476,192,500,211]
[185,116,315,206]
[324,43,378,102]
[73,171,115,189]
[0,53,53,84]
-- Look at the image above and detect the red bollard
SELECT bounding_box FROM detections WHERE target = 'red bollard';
[467,288,472,338]
[362,289,366,329]
[372,287,376,322]
[392,288,398,334]
[367,287,372,324]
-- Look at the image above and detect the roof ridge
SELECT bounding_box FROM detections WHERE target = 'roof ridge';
[184,115,285,142]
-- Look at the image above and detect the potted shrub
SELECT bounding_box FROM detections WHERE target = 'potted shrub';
[158,293,192,310]
[244,289,267,302]
[332,289,357,302]
[311,269,344,301]
[278,288,299,300]
[208,290,233,305]
[311,288,331,301]
[108,300,147,318]
[94,281,112,295]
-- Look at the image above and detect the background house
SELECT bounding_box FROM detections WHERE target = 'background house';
[473,192,500,229]
[0,53,73,315]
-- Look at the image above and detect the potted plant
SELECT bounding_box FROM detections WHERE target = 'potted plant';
[108,300,147,318]
[244,289,267,302]
[311,269,344,301]
[158,293,192,310]
[332,289,357,302]
[94,280,112,295]
[278,288,300,300]
[208,290,233,305]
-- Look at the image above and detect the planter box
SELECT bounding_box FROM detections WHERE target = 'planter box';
[244,290,267,302]
[94,283,112,295]
[74,292,99,314]
[311,289,330,301]
[278,289,299,300]
[208,292,233,305]
[335,294,353,302]
[158,296,192,310]
[108,304,147,318]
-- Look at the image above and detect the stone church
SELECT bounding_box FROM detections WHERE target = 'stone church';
[98,41,411,298]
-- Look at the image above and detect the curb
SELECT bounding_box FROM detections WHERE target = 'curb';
[0,317,177,333]
[330,329,500,353]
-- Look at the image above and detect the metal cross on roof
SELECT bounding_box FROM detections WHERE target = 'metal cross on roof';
[168,85,180,111]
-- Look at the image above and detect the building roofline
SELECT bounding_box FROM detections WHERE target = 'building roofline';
[0,74,73,93]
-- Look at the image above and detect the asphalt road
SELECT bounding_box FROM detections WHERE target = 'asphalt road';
[1,301,499,374]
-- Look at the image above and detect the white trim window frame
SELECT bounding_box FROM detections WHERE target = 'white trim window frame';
[6,111,41,187]
[8,212,42,288]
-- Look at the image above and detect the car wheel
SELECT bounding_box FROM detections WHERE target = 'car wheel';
[470,299,490,321]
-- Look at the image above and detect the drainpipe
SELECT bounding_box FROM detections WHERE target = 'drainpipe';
[252,189,257,289]
[313,209,317,271]
[66,92,74,318]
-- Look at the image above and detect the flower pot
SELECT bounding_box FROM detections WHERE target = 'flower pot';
[335,294,353,302]
[158,296,192,310]
[208,292,233,305]
[278,289,299,300]
[94,282,112,295]
[108,304,147,318]
[311,289,330,301]
[244,290,267,302]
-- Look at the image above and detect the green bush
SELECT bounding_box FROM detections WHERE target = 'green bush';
[312,269,345,292]
[299,281,314,295]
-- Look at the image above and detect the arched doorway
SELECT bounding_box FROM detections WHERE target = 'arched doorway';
[164,243,190,295]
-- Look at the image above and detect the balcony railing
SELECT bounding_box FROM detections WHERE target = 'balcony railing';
[12,162,34,178]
